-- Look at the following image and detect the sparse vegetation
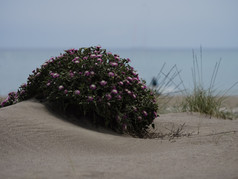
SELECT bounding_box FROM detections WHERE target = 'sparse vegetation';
[145,122,193,140]
[181,48,238,119]
[151,47,237,119]
[149,63,185,114]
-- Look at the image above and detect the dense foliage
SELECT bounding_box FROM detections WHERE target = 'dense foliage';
[0,46,158,136]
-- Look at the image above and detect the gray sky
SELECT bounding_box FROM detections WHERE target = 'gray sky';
[0,0,238,49]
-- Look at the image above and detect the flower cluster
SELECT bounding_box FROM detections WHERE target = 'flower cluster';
[0,46,158,137]
[1,92,18,107]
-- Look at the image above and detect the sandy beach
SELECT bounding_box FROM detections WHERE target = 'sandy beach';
[0,98,238,179]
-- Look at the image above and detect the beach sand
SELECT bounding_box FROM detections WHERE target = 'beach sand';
[0,99,238,178]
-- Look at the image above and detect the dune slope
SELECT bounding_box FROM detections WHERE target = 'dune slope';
[0,100,238,179]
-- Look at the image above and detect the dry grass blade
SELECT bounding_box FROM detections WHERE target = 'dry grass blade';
[144,122,192,140]
[150,63,186,113]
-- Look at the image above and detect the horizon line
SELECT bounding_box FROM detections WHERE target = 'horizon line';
[0,46,238,51]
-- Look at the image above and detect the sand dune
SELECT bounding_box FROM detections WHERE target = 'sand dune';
[0,99,238,179]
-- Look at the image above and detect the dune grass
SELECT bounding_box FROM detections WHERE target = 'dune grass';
[181,48,238,119]
[182,87,226,118]
[152,47,237,119]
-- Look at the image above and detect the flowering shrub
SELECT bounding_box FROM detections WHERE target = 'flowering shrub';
[0,46,158,136]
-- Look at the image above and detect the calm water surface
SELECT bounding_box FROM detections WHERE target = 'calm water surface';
[0,48,237,96]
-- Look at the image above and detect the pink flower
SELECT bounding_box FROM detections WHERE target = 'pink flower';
[90,71,95,76]
[127,58,131,62]
[49,57,54,63]
[57,54,64,58]
[88,96,94,101]
[111,89,118,94]
[42,62,48,67]
[132,93,137,99]
[66,48,77,55]
[64,90,68,94]
[138,116,142,121]
[127,77,133,81]
[72,57,79,62]
[125,89,132,95]
[58,85,64,91]
[69,72,74,78]
[46,82,51,86]
[132,72,137,76]
[118,81,124,86]
[106,94,112,100]
[84,71,90,76]
[107,52,112,55]
[117,95,122,100]
[97,54,102,58]
[74,90,80,95]
[96,45,101,49]
[125,80,131,85]
[142,111,148,117]
[141,85,147,89]
[97,58,102,63]
[132,106,137,111]
[133,77,138,81]
[100,80,107,86]
[90,54,96,58]
[83,56,88,60]
[90,84,96,90]
[115,56,120,61]
[51,73,59,78]
[110,62,118,67]
[108,72,115,77]
[35,72,41,77]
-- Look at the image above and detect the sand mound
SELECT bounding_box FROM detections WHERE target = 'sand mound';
[0,100,238,178]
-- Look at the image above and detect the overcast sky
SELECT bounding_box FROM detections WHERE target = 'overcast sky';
[0,0,238,49]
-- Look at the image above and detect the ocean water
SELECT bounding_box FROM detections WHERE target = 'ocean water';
[0,48,238,96]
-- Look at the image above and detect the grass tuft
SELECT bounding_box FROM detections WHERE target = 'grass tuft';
[151,47,238,119]
[181,47,238,119]
[182,87,226,118]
